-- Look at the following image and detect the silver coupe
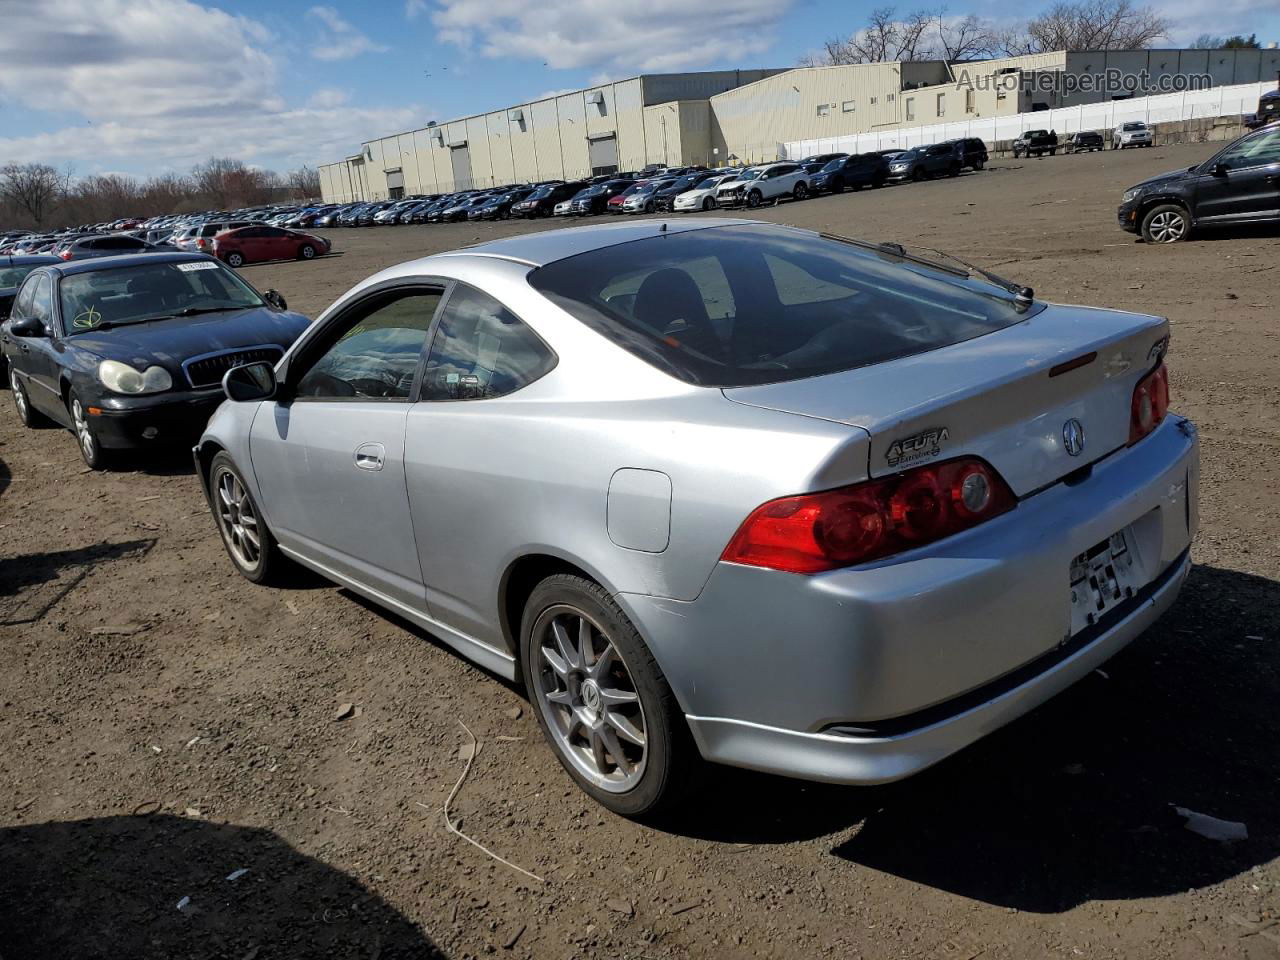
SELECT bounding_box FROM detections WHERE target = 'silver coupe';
[196,219,1199,817]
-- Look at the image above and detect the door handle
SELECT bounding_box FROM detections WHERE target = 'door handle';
[354,442,385,471]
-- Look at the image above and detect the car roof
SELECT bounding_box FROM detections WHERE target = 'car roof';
[48,251,218,277]
[2,254,61,267]
[427,217,764,268]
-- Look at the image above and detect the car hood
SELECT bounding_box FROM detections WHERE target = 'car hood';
[66,307,311,371]
[1129,167,1194,191]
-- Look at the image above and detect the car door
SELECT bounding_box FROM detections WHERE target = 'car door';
[403,282,558,647]
[1193,128,1280,224]
[248,284,446,608]
[9,273,64,419]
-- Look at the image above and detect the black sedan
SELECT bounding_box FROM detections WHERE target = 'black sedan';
[0,254,60,378]
[2,253,311,468]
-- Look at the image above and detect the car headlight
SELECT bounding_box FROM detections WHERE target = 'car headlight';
[98,359,173,394]
[891,164,907,171]
[1121,189,1141,203]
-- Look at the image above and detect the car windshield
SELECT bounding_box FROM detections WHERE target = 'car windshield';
[0,265,40,288]
[59,261,264,333]
[737,169,764,181]
[528,224,1039,388]
[895,150,920,160]
[1123,122,1146,131]
[667,175,700,191]
[821,158,846,171]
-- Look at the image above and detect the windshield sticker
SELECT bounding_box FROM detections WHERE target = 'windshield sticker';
[176,261,219,272]
[72,306,103,329]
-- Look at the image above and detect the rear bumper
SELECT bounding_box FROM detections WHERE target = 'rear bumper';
[617,415,1198,784]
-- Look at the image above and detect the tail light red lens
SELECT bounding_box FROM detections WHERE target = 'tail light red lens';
[1128,361,1169,445]
[721,457,1016,575]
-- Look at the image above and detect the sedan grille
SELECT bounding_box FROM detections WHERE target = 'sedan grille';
[184,345,283,389]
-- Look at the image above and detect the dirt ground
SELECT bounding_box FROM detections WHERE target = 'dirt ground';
[2,142,1278,960]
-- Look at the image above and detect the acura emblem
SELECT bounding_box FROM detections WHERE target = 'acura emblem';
[1062,419,1086,457]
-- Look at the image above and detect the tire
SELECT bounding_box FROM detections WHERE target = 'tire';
[912,167,925,182]
[1049,148,1057,156]
[1012,148,1022,159]
[520,574,696,818]
[299,244,316,260]
[833,181,845,193]
[10,367,47,428]
[225,251,244,268]
[67,389,108,470]
[974,159,985,170]
[209,452,283,584]
[947,164,960,178]
[851,182,862,192]
[792,182,808,201]
[702,198,713,211]
[1140,204,1191,244]
[746,189,762,208]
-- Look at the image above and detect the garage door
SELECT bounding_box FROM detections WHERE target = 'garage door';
[588,134,618,175]
[385,168,405,200]
[450,145,472,190]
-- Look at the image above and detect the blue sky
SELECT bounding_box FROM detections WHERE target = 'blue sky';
[0,0,1275,178]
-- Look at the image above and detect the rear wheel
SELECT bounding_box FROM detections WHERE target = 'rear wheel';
[225,251,245,268]
[299,244,316,260]
[209,452,282,584]
[521,574,696,818]
[947,163,960,178]
[1140,204,1191,244]
[10,368,46,428]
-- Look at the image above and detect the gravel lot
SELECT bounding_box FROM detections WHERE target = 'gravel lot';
[2,142,1277,960]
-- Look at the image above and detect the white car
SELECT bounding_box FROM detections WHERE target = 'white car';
[715,163,811,209]
[1113,121,1153,149]
[553,199,575,217]
[673,175,732,212]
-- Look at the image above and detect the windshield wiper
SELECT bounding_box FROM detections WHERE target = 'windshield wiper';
[173,304,252,317]
[906,245,1033,303]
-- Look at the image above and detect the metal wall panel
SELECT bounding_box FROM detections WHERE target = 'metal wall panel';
[556,92,590,179]
[613,78,648,171]
[530,99,564,181]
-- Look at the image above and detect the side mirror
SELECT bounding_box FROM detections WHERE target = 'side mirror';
[222,361,277,402]
[9,316,49,338]
[1212,162,1230,177]
[263,289,288,311]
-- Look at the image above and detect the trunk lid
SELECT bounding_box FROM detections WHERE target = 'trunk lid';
[723,304,1169,496]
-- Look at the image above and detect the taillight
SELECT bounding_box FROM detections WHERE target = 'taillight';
[1128,361,1169,445]
[197,238,207,248]
[721,457,1016,575]
[60,250,72,260]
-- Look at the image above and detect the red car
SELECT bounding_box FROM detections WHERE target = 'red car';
[212,226,331,267]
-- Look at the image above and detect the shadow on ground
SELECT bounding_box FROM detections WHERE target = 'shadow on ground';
[0,814,445,960]
[668,563,1280,913]
[0,539,155,625]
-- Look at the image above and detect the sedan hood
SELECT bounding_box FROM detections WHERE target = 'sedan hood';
[68,307,311,371]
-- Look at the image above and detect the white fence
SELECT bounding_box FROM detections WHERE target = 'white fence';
[781,81,1275,159]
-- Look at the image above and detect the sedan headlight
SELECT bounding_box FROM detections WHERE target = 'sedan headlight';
[1121,188,1141,203]
[890,164,907,172]
[98,359,173,395]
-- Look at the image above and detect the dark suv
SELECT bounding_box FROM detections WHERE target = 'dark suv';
[511,181,584,218]
[945,137,988,171]
[1065,131,1104,154]
[810,153,889,192]
[1117,122,1280,244]
[885,143,961,181]
[1012,130,1058,158]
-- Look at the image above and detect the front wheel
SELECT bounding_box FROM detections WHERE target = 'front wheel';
[702,197,713,211]
[912,167,925,182]
[209,452,283,584]
[974,159,985,170]
[1141,204,1191,244]
[746,189,762,208]
[792,182,808,200]
[521,574,696,818]
[299,244,316,260]
[947,164,960,178]
[225,251,245,268]
[68,389,108,470]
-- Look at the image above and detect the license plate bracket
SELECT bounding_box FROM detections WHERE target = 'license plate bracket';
[1069,529,1143,635]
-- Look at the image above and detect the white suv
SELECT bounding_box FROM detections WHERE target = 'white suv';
[1113,121,1153,149]
[715,163,811,208]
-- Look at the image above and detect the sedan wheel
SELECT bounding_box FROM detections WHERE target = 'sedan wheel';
[209,452,281,583]
[299,244,316,260]
[1141,204,1191,244]
[10,368,44,428]
[702,198,714,211]
[68,390,106,469]
[522,574,695,817]
[226,251,245,268]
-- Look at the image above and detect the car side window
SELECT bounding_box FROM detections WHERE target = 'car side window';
[421,284,556,401]
[1216,129,1280,169]
[10,275,37,319]
[294,288,444,401]
[29,274,53,327]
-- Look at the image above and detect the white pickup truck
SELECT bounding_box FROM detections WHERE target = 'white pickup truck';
[715,162,811,208]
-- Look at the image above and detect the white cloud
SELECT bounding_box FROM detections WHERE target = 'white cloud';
[405,0,429,18]
[0,0,417,174]
[307,5,388,61]
[429,0,794,72]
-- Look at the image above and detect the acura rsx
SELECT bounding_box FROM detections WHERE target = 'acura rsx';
[195,219,1198,817]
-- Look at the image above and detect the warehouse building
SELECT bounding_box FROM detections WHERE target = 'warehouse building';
[318,70,785,203]
[319,48,1280,200]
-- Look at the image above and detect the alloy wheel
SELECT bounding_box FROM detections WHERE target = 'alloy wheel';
[71,396,97,463]
[11,369,29,421]
[1147,211,1187,243]
[530,605,647,793]
[215,467,261,569]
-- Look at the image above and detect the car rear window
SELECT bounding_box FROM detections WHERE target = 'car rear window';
[527,224,1036,387]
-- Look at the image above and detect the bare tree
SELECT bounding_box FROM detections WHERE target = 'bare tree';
[1012,0,1168,53]
[1192,33,1223,49]
[934,13,998,61]
[286,165,321,201]
[0,162,70,227]
[809,6,996,65]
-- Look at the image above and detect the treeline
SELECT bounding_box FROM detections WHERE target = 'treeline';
[0,158,322,231]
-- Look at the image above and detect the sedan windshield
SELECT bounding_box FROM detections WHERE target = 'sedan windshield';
[736,169,763,181]
[60,260,264,333]
[528,224,1038,387]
